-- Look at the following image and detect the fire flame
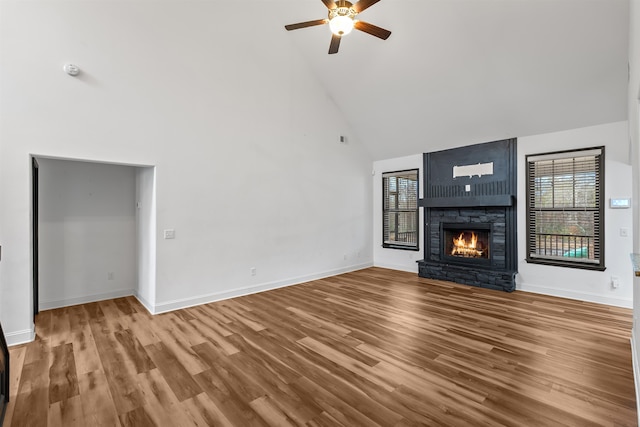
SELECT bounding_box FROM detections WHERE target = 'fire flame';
[451,232,484,257]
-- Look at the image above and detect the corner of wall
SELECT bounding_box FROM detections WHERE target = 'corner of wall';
[6,327,35,347]
[134,291,156,315]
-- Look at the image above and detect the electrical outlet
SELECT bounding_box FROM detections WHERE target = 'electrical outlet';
[611,276,620,289]
[164,229,175,239]
[108,272,114,280]
[250,267,256,276]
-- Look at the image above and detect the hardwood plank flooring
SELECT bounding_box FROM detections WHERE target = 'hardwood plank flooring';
[6,267,637,426]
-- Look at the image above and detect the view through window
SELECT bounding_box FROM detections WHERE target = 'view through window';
[526,147,604,270]
[382,169,419,250]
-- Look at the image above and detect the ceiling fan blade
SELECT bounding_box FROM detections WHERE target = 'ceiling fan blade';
[354,20,391,40]
[352,0,381,13]
[321,0,337,9]
[285,19,328,31]
[328,34,341,54]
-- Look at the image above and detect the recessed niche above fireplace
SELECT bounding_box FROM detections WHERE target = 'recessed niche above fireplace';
[418,139,517,292]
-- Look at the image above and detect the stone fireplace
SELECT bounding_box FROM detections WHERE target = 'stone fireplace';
[418,139,517,291]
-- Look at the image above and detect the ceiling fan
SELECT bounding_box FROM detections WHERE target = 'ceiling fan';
[285,0,391,54]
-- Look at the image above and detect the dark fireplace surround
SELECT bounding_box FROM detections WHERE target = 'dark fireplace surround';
[418,139,518,292]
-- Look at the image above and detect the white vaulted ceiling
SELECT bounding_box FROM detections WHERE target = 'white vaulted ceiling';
[281,0,629,159]
[1,0,629,161]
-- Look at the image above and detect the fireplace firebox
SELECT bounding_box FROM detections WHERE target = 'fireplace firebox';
[442,223,491,264]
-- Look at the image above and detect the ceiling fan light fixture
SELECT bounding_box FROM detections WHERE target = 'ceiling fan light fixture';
[329,15,355,36]
[328,2,357,36]
[284,0,391,54]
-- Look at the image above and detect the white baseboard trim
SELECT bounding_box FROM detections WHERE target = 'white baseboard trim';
[152,262,374,314]
[39,288,135,311]
[517,283,632,308]
[631,334,640,427]
[373,261,418,274]
[6,328,35,346]
[133,292,156,315]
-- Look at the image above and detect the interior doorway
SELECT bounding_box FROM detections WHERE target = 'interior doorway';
[31,157,39,320]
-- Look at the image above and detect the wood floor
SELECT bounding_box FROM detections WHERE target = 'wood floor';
[5,267,637,426]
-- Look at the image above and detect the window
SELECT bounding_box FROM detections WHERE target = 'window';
[526,147,604,270]
[382,169,419,250]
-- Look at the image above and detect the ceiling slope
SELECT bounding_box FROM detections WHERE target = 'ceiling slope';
[283,0,629,159]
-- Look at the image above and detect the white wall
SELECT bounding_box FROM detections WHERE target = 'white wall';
[38,158,137,309]
[628,0,640,418]
[135,167,156,312]
[0,1,373,344]
[517,121,633,307]
[372,155,424,272]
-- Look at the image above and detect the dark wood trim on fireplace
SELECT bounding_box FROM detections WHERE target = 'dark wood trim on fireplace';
[424,194,514,208]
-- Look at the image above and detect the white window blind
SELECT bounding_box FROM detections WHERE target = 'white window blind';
[382,169,419,250]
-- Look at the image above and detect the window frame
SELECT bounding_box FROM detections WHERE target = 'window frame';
[525,146,605,271]
[382,168,420,251]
